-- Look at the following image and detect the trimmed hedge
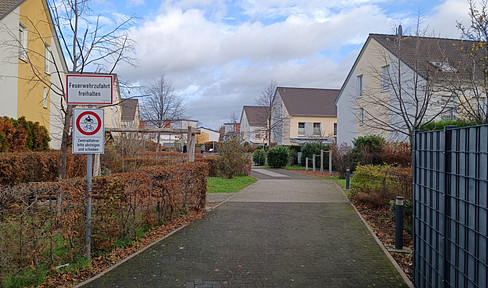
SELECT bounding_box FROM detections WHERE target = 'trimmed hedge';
[0,151,86,185]
[0,162,208,284]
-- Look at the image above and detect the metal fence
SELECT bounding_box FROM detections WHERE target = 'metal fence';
[413,125,488,288]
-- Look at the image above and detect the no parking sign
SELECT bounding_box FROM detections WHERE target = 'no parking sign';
[73,108,104,154]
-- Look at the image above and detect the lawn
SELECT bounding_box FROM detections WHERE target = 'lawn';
[207,175,257,193]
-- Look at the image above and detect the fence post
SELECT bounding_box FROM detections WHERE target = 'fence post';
[320,150,324,174]
[329,149,332,176]
[442,125,455,285]
[306,157,308,171]
[313,154,316,173]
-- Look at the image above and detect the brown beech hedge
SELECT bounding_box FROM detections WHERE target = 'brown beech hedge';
[0,162,208,281]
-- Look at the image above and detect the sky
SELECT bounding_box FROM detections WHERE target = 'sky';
[91,0,472,130]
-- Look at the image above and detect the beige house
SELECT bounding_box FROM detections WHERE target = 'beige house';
[240,106,268,146]
[0,0,68,149]
[335,32,484,146]
[271,87,338,146]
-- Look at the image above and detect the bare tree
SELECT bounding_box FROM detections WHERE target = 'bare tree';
[357,31,454,143]
[140,75,186,151]
[447,0,488,123]
[0,0,136,178]
[255,80,281,146]
[50,0,136,179]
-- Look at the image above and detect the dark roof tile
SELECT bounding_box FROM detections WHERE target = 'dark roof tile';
[276,87,338,117]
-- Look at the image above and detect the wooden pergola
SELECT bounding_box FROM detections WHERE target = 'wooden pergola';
[105,126,201,162]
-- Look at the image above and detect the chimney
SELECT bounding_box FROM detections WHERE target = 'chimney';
[398,25,403,40]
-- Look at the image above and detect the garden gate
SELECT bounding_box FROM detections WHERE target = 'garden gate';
[413,125,488,287]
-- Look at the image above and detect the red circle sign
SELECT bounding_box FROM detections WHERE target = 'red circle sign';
[76,111,102,136]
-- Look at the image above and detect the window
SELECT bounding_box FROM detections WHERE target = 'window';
[19,23,28,61]
[359,108,364,125]
[43,87,48,109]
[357,75,363,97]
[298,122,305,136]
[313,122,321,136]
[334,123,337,135]
[441,95,457,121]
[44,43,51,74]
[381,65,389,92]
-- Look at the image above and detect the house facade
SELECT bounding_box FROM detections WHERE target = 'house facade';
[196,127,219,144]
[121,98,140,128]
[0,0,68,149]
[271,87,338,146]
[335,32,481,146]
[239,106,268,146]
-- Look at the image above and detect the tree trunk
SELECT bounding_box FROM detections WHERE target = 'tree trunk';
[59,105,73,180]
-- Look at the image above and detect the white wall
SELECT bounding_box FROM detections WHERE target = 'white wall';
[336,65,358,147]
[0,9,20,119]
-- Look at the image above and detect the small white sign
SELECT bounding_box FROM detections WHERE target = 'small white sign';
[72,108,105,154]
[66,74,113,105]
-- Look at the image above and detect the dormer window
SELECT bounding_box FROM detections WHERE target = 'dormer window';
[430,61,457,72]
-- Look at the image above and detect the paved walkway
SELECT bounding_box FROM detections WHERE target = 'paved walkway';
[79,167,411,288]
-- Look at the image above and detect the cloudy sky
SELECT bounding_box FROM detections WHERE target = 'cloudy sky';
[93,0,472,130]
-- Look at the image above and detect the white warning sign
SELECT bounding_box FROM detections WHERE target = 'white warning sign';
[72,108,105,154]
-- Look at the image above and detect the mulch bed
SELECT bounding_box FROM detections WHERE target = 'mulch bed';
[290,169,413,281]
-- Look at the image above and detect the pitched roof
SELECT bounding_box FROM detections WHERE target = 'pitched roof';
[335,33,479,104]
[0,0,24,21]
[276,87,338,117]
[121,99,138,121]
[243,106,268,126]
[370,33,477,80]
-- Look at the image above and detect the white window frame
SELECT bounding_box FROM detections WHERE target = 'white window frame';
[43,87,48,109]
[313,122,321,136]
[357,75,363,97]
[44,43,51,74]
[381,65,390,92]
[19,23,28,61]
[298,122,305,136]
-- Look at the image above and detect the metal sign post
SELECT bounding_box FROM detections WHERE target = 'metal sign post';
[67,74,112,261]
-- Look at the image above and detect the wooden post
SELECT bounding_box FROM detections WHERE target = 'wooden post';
[320,150,324,174]
[329,150,332,176]
[187,127,195,162]
[313,154,316,173]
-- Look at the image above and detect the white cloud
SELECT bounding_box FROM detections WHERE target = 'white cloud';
[128,0,144,7]
[114,0,473,129]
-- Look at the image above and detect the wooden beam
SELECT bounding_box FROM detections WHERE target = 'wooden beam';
[105,127,201,134]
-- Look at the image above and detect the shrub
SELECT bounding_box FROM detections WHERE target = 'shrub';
[252,148,266,166]
[381,142,411,166]
[288,149,298,166]
[215,135,250,178]
[267,146,289,168]
[300,143,329,168]
[351,135,385,170]
[0,116,50,152]
[421,119,476,131]
[351,164,412,207]
[330,143,354,178]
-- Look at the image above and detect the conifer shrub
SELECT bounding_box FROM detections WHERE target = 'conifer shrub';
[267,146,289,168]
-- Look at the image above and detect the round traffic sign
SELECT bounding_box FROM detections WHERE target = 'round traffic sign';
[76,111,102,136]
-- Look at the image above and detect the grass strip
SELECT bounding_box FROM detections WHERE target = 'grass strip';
[207,175,257,193]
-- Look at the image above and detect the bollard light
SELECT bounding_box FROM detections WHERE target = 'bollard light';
[345,168,350,190]
[395,196,404,250]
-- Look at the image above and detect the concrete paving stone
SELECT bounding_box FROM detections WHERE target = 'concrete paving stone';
[78,168,410,288]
